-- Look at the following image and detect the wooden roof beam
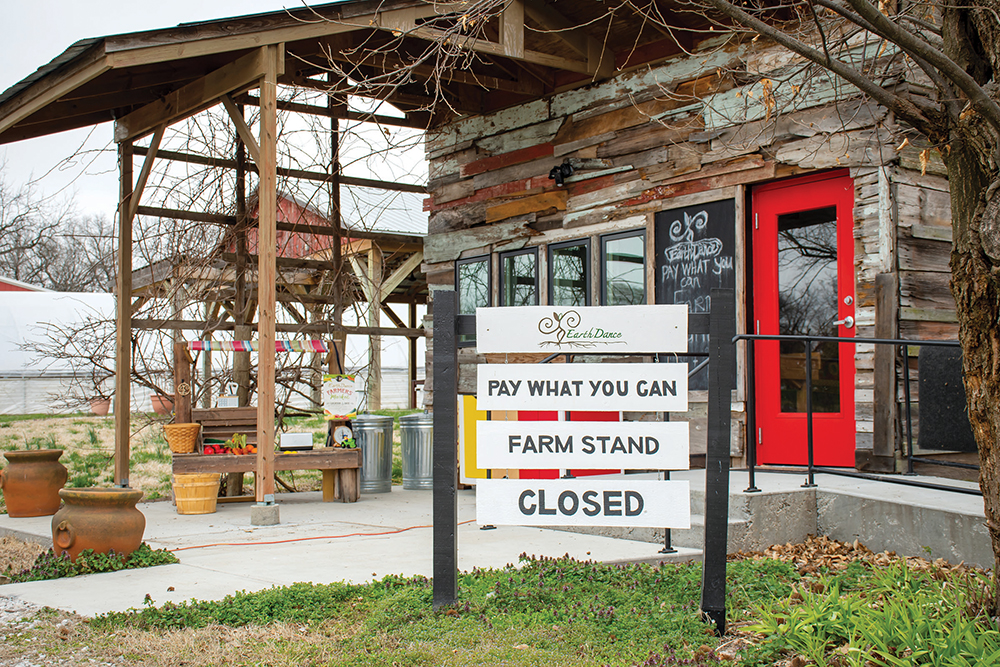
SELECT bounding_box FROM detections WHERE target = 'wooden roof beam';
[380,4,597,76]
[131,144,427,194]
[318,47,545,97]
[379,250,424,302]
[132,317,425,338]
[523,1,615,79]
[0,49,111,138]
[137,203,424,246]
[115,46,285,143]
[239,94,430,129]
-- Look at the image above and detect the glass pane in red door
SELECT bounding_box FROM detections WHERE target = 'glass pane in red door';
[777,207,840,414]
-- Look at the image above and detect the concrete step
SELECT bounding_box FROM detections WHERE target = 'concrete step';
[545,472,817,553]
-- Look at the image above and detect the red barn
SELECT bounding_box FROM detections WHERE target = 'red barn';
[0,277,49,292]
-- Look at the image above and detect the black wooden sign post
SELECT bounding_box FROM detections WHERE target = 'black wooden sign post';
[432,290,458,610]
[700,288,735,634]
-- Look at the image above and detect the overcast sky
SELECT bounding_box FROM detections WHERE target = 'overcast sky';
[0,2,299,217]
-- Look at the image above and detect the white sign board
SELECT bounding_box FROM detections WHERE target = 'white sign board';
[476,305,688,354]
[476,421,689,470]
[477,363,688,411]
[476,479,691,528]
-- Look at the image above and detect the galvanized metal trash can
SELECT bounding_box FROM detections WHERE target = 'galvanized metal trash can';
[354,413,393,493]
[400,412,433,490]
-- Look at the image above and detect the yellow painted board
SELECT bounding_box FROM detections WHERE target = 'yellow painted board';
[458,394,518,484]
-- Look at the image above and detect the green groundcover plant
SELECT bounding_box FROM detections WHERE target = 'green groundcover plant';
[92,553,795,665]
[748,559,1000,667]
[81,551,1000,666]
[5,543,178,583]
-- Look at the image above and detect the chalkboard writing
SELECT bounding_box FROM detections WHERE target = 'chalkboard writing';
[655,199,736,389]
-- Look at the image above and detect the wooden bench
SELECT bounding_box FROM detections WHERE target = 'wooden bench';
[171,407,361,502]
[172,449,361,502]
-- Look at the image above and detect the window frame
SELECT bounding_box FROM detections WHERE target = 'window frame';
[547,238,592,307]
[498,246,539,307]
[455,254,491,347]
[600,229,647,306]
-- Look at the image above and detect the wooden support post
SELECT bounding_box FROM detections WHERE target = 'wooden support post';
[328,73,345,333]
[367,245,383,410]
[409,302,418,409]
[202,302,213,409]
[114,141,134,488]
[310,306,324,410]
[873,273,900,462]
[172,274,188,413]
[254,43,281,507]
[174,341,193,424]
[701,288,735,635]
[229,105,249,500]
[432,290,458,610]
[234,105,251,408]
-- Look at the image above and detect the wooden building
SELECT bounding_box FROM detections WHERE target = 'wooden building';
[0,1,960,495]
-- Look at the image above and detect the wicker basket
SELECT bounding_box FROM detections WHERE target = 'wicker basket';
[163,423,201,454]
[173,473,221,514]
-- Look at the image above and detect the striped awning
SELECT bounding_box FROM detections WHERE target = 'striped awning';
[187,340,330,353]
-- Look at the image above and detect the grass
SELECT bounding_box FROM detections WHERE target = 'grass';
[4,547,978,666]
[0,487,992,667]
[91,554,795,666]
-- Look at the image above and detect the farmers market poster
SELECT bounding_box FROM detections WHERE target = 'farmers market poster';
[322,373,359,420]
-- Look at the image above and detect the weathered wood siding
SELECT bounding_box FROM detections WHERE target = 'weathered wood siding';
[422,36,955,466]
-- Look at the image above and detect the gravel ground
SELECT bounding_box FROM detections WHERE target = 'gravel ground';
[0,536,45,582]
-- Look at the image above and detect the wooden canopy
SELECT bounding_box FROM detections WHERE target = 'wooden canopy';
[0,0,703,515]
[0,0,697,145]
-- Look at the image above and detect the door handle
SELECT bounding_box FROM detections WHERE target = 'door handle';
[833,315,854,329]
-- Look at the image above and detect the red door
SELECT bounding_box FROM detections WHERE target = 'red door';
[752,171,856,466]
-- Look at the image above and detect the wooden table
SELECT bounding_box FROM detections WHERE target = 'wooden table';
[172,448,361,502]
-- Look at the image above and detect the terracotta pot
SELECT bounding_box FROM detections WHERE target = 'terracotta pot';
[89,398,111,416]
[51,488,145,561]
[151,394,174,416]
[0,450,68,517]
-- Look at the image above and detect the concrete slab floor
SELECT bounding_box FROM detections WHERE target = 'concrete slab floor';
[0,488,697,617]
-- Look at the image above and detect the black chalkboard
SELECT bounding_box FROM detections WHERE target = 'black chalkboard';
[918,346,977,453]
[655,199,736,389]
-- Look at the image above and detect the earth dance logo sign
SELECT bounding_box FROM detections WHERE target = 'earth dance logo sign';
[537,310,626,349]
[476,305,687,355]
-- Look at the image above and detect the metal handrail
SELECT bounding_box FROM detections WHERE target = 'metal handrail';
[733,333,974,495]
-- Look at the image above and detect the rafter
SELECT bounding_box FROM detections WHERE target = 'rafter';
[114,46,284,143]
[523,0,615,78]
[377,4,598,76]
[379,251,424,302]
[319,46,545,97]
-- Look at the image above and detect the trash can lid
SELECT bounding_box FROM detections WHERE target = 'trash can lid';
[353,413,394,424]
[399,412,432,424]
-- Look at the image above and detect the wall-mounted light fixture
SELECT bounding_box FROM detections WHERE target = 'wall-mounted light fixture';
[547,161,575,187]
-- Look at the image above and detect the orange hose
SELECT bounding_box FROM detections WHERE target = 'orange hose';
[170,519,477,552]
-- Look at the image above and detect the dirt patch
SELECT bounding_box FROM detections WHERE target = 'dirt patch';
[0,535,45,579]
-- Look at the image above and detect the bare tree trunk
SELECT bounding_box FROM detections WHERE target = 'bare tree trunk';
[943,6,1000,596]
[947,143,1000,594]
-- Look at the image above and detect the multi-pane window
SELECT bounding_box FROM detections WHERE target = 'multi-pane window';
[500,248,538,306]
[456,255,490,345]
[548,239,590,306]
[601,230,646,305]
